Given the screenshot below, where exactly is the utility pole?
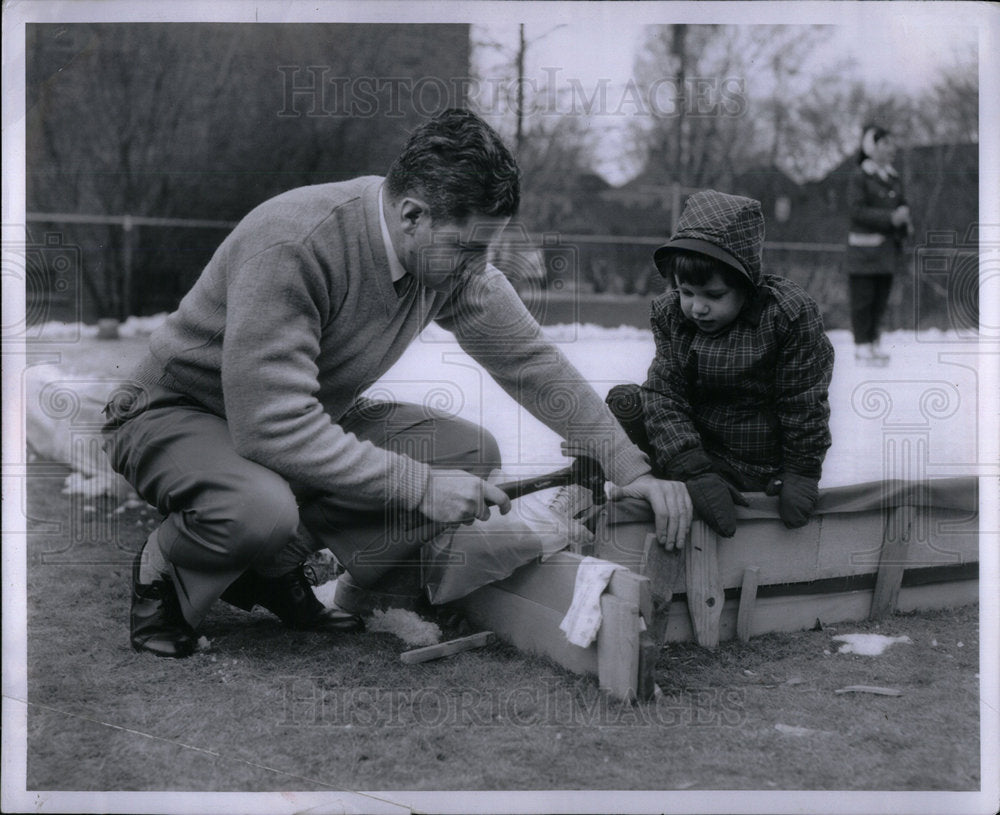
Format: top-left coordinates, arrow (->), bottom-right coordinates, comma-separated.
671,24 -> 687,187
516,24 -> 526,154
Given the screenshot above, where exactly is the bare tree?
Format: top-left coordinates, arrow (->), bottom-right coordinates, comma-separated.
28,23 -> 470,320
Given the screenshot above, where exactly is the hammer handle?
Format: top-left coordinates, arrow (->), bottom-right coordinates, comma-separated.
492,466 -> 573,503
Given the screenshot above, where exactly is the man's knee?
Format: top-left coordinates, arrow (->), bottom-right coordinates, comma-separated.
231,479 -> 299,559
437,417 -> 501,478
191,474 -> 299,565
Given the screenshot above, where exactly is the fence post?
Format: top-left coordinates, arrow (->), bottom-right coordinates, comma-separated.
670,182 -> 681,234
121,214 -> 134,321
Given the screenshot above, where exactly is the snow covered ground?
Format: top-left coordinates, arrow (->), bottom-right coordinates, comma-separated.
16,316 -> 994,494
374,322 -> 990,489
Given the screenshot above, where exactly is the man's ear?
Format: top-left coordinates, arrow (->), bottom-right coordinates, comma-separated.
399,197 -> 430,235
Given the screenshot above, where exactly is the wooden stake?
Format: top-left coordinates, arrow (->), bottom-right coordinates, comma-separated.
736,566 -> 760,642
685,521 -> 723,648
597,594 -> 639,702
636,631 -> 659,702
640,532 -> 682,645
871,505 -> 915,620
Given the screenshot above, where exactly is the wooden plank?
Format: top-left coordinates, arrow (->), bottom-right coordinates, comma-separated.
685,522 -> 723,648
661,578 -> 979,643
903,506 -> 979,568
715,514 -> 822,586
817,512 -> 888,572
897,578 -> 979,612
457,584 -> 598,676
870,505 -> 915,619
488,550 -> 583,612
597,594 -> 639,702
600,499 -> 978,596
736,567 -> 760,642
400,631 -> 493,664
608,566 -> 651,623
665,589 -> 871,642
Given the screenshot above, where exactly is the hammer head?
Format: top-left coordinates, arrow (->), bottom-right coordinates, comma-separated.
568,455 -> 607,506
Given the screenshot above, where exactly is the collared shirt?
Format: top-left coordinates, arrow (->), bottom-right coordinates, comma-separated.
377,185 -> 408,286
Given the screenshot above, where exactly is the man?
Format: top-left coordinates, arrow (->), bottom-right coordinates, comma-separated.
103,109 -> 692,658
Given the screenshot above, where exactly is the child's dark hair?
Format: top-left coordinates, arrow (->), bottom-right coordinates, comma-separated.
667,250 -> 752,296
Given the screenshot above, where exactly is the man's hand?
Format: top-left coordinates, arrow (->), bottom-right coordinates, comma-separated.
418,469 -> 511,525
609,473 -> 693,550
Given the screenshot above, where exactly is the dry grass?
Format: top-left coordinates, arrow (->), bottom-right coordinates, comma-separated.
23,469 -> 981,793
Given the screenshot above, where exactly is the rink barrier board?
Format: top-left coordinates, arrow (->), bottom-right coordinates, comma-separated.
456,477 -> 979,703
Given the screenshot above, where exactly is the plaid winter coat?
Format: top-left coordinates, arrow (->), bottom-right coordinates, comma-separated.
643,191 -> 834,486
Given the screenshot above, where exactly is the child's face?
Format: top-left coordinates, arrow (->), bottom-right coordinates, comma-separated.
677,272 -> 746,334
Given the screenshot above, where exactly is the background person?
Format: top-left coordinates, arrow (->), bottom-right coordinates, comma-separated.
844,124 -> 913,365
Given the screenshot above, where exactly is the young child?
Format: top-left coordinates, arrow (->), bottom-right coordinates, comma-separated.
608,190 -> 834,537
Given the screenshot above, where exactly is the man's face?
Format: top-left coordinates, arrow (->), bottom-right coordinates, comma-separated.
407,214 -> 510,292
677,272 -> 746,334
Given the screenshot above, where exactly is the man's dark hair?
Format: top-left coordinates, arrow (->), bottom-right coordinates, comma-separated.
385,108 -> 520,222
668,250 -> 751,295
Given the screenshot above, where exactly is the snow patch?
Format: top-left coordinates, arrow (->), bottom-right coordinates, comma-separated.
832,633 -> 912,656
312,578 -> 340,608
117,312 -> 170,337
775,723 -> 834,737
365,608 -> 442,647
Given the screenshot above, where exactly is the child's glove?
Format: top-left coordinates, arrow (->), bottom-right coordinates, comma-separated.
667,449 -> 748,538
766,473 -> 819,529
686,473 -> 749,538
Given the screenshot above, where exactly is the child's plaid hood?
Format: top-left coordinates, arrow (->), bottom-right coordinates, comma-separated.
653,190 -> 764,287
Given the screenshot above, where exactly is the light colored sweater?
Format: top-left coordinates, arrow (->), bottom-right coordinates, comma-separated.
132,176 -> 650,509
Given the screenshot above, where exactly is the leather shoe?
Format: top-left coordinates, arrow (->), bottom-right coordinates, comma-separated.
225,565 -> 364,633
130,548 -> 196,658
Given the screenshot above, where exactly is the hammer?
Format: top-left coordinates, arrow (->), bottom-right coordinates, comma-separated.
409,454 -> 606,536
492,454 -> 606,517
346,456 -> 606,584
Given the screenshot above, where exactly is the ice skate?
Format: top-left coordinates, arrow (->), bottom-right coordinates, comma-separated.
854,343 -> 889,367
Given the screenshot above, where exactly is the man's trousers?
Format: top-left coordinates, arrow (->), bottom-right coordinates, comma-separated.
103,385 -> 500,626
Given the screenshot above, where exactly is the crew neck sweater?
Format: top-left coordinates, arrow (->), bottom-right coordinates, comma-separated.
130,176 -> 649,510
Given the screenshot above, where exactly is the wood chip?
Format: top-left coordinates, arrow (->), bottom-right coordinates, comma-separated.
834,685 -> 903,696
400,631 -> 492,664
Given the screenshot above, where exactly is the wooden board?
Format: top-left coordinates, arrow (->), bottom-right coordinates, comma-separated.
401,632 -> 492,664
662,579 -> 980,642
455,495 -> 979,702
602,504 -> 979,597
458,552 -> 652,701
459,582 -> 598,676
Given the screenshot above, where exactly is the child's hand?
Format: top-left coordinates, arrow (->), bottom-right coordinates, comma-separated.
767,473 -> 818,528
685,472 -> 748,538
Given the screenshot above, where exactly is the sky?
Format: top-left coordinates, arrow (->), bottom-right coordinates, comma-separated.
501,16 -> 977,95
472,12 -> 979,183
